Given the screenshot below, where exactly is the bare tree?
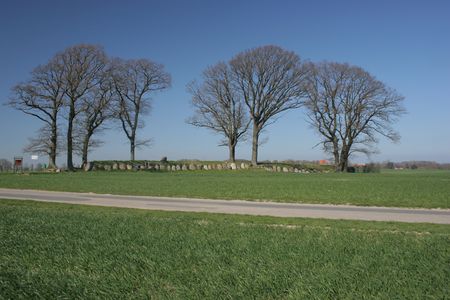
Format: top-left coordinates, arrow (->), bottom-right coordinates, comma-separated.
23,126 -> 63,162
0,159 -> 13,172
74,71 -> 115,167
112,58 -> 171,161
230,45 -> 309,165
8,59 -> 65,168
187,63 -> 249,162
304,62 -> 405,172
58,44 -> 108,170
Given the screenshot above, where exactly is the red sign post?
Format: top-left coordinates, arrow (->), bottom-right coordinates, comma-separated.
14,156 -> 23,173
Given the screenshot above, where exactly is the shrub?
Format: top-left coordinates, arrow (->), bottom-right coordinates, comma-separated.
362,163 -> 380,173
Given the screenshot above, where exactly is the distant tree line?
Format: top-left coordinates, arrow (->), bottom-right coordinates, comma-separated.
9,44 -> 405,172
383,161 -> 450,170
8,44 -> 171,170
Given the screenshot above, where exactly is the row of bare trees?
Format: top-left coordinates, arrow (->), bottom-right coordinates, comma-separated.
188,45 -> 405,171
9,44 -> 404,172
9,44 -> 171,170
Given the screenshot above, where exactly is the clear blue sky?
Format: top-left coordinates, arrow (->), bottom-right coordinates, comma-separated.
1,0 -> 449,165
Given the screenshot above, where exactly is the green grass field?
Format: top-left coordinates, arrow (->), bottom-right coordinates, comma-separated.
0,169 -> 449,208
1,200 -> 448,299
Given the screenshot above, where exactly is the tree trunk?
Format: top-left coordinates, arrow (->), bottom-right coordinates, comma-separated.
67,104 -> 75,171
338,160 -> 345,172
81,134 -> 90,167
334,154 -> 340,172
339,148 -> 349,172
332,139 -> 340,172
251,123 -> 259,166
130,138 -> 135,161
49,124 -> 57,169
228,142 -> 236,162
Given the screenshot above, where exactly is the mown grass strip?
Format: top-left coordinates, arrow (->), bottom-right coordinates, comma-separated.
0,169 -> 449,208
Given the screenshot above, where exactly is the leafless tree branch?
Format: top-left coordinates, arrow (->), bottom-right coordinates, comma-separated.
230,45 -> 309,165
187,62 -> 249,162
111,58 -> 171,160
303,61 -> 406,172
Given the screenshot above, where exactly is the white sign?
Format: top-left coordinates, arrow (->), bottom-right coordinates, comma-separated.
31,155 -> 39,160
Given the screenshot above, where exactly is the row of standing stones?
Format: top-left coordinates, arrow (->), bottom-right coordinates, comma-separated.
85,161 -> 324,174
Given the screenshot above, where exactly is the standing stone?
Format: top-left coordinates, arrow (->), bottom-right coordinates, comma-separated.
276,166 -> 281,172
112,163 -> 118,170
176,165 -> 181,171
104,165 -> 112,171
83,162 -> 93,172
126,164 -> 133,170
171,165 -> 176,171
230,163 -> 237,170
282,167 -> 289,173
182,164 -> 188,171
217,164 -> 223,170
119,163 -> 126,170
189,164 -> 196,170
155,164 -> 160,170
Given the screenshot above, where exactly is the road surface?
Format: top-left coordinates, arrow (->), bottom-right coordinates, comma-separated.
0,188 -> 449,224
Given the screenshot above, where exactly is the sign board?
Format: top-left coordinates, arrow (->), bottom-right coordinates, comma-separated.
31,155 -> 39,160
14,157 -> 23,167
14,156 -> 23,172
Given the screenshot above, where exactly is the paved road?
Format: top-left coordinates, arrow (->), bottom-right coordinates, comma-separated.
0,188 -> 449,224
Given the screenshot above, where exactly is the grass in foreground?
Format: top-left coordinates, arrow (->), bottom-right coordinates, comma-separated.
1,200 -> 449,299
0,169 -> 449,208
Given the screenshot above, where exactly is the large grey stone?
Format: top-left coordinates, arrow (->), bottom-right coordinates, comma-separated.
83,162 -> 93,172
